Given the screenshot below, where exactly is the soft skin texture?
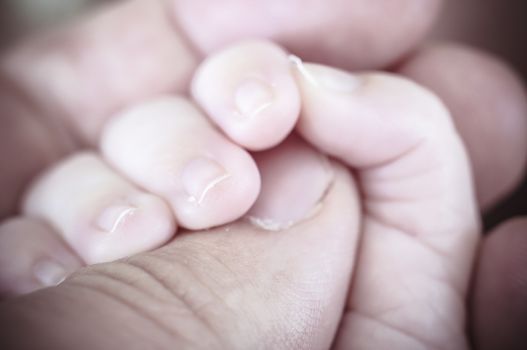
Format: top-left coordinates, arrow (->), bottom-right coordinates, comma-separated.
0,0 -> 442,219
2,0 -> 525,224
1,44 -> 483,348
0,0 -> 526,348
101,97 -> 261,230
2,92 -> 264,286
292,62 -> 480,349
0,146 -> 363,350
192,40 -> 301,150
22,153 -> 176,264
171,0 -> 442,70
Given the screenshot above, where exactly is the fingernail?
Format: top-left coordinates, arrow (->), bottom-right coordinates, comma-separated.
181,157 -> 231,206
96,205 -> 137,233
33,259 -> 68,287
247,136 -> 333,231
290,55 -> 361,92
234,77 -> 274,118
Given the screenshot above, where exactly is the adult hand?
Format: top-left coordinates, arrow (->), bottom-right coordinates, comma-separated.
0,1 -> 526,349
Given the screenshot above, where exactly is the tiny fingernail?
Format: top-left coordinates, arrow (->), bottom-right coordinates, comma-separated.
33,259 -> 68,287
290,55 -> 361,92
182,157 -> 231,206
234,78 -> 274,118
96,205 -> 137,233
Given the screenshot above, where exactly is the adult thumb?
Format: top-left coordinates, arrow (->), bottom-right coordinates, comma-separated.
0,136 -> 361,350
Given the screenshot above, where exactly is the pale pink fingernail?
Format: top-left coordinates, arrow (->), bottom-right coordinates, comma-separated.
181,157 -> 231,206
234,77 -> 275,118
95,204 -> 137,233
33,259 -> 68,287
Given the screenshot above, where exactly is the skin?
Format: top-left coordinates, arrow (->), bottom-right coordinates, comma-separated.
0,0 -> 521,345
0,51 -> 480,349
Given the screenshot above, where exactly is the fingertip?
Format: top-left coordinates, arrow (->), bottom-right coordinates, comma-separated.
101,97 -> 261,231
85,192 -> 176,264
192,40 -> 300,151
292,60 -> 453,168
0,217 -> 82,297
22,153 -> 177,265
177,148 -> 261,230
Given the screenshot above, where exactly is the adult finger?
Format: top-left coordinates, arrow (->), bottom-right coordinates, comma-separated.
0,137 -> 361,350
192,40 -> 300,151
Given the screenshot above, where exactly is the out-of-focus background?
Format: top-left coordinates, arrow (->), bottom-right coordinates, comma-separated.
433,0 -> 527,228
434,0 -> 527,80
0,0 -> 101,42
1,0 -> 526,78
0,0 -> 525,228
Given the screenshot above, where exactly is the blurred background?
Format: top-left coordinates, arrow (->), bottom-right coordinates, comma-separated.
0,0 -> 525,229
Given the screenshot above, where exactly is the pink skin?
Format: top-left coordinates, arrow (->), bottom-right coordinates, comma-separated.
0,0 -> 442,219
0,0 -> 523,218
22,153 -> 176,265
1,137 -> 363,350
0,41 -> 482,349
192,41 -> 301,150
398,44 -> 527,211
101,97 -> 261,230
171,0 -> 442,70
0,217 -> 82,297
291,62 -> 479,349
0,0 -> 523,344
